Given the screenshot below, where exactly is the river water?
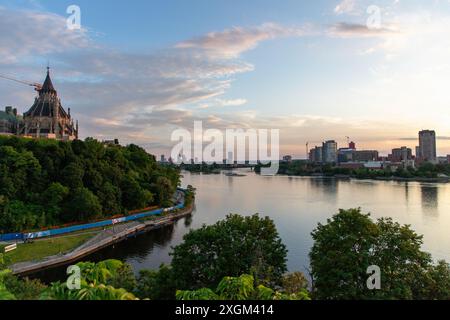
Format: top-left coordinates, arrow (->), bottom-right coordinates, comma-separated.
31,170 -> 450,282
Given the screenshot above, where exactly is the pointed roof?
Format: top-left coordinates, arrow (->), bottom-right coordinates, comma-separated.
24,68 -> 69,119
39,67 -> 56,95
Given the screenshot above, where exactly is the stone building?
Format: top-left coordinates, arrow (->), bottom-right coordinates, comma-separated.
20,68 -> 78,140
0,69 -> 79,140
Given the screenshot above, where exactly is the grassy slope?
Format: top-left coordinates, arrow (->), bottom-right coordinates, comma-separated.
2,233 -> 94,266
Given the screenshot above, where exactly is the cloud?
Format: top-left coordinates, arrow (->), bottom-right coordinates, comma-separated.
334,0 -> 358,15
0,7 -> 90,64
216,98 -> 247,107
0,7 -> 313,148
175,23 -> 309,59
328,22 -> 400,38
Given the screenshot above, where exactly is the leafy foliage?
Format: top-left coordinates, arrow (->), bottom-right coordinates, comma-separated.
176,274 -> 311,300
135,264 -> 177,300
0,136 -> 180,233
40,259 -> 138,300
309,208 -> 450,300
170,214 -> 288,291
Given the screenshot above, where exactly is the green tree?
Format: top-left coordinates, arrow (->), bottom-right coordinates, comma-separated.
170,214 -> 288,291
282,272 -> 309,295
66,187 -> 102,222
309,208 -> 449,300
135,265 -> 177,300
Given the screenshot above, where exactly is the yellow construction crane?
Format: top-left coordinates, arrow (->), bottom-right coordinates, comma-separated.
0,73 -> 42,91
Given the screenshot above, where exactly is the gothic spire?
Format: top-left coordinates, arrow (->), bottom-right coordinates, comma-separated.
40,67 -> 56,95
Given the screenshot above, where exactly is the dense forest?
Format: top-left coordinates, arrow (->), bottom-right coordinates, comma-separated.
0,136 -> 180,234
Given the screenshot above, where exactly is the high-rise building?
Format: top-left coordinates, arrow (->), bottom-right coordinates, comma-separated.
418,130 -> 437,163
390,147 -> 412,162
349,141 -> 356,150
322,140 -> 337,163
415,146 -> 421,160
309,146 -> 323,163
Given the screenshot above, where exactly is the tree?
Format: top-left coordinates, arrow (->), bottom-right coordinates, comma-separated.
154,176 -> 174,207
282,272 -> 309,295
121,175 -> 153,210
66,187 -> 102,222
0,136 -> 180,231
135,265 -> 177,300
2,273 -> 46,300
170,214 -> 288,291
309,208 -> 449,300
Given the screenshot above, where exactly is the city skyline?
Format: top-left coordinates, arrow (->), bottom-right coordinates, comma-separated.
1,0 -> 450,157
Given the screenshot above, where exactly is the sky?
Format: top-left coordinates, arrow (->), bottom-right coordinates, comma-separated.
1,0 -> 450,158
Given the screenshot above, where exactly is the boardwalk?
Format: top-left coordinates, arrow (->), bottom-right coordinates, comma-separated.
11,204 -> 194,276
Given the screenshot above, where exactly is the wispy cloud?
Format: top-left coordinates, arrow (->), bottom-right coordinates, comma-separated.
175,23 -> 310,59
328,22 -> 400,38
334,0 -> 358,16
0,7 -> 90,64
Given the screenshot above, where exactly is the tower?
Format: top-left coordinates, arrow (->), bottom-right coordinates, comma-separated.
21,68 -> 78,140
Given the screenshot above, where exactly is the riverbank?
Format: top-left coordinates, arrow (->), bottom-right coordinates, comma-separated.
9,203 -> 194,276
266,173 -> 450,183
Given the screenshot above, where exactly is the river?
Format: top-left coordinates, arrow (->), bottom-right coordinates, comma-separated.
31,170 -> 450,283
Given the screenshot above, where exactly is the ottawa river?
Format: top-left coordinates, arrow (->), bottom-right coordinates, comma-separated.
32,170 -> 450,283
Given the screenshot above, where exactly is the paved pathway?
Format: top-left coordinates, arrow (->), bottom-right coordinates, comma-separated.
10,203 -> 193,275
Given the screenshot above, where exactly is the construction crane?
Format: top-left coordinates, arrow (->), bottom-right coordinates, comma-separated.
0,73 -> 42,92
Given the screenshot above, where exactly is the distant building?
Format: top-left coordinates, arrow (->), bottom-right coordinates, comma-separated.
415,146 -> 421,160
322,140 -> 337,163
389,146 -> 412,162
339,162 -> 364,169
103,139 -> 119,145
160,155 -> 166,163
353,150 -> 379,162
437,156 -> 448,164
418,130 -> 437,163
364,161 -> 385,170
282,155 -> 293,162
0,106 -> 20,135
309,146 -> 323,163
348,141 -> 356,150
337,148 -> 354,163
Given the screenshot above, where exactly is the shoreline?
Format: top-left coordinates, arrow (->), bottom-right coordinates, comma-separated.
259,173 -> 450,184
10,203 -> 194,276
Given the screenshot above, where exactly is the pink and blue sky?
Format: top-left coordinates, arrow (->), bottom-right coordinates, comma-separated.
1,0 -> 450,157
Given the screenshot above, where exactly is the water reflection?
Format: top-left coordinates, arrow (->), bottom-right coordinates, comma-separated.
27,172 -> 450,283
421,185 -> 439,217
